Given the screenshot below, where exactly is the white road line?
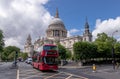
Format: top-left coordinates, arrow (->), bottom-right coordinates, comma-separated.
17,69 -> 19,79
44,72 -> 62,79
61,71 -> 88,79
44,70 -> 88,79
65,74 -> 72,79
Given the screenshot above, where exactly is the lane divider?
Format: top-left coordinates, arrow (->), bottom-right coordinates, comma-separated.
17,69 -> 19,79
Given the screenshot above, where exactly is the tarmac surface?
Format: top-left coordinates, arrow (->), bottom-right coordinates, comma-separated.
1,62 -> 120,79
0,62 -> 17,79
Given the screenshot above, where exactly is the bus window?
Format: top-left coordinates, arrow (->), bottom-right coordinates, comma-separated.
43,57 -> 58,65
43,46 -> 57,51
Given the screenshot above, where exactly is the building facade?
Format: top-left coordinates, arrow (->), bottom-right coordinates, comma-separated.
24,34 -> 34,57
24,9 -> 92,56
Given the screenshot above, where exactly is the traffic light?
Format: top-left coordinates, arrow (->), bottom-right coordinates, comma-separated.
15,51 -> 18,58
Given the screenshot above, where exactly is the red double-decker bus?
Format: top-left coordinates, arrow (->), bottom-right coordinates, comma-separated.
32,44 -> 59,71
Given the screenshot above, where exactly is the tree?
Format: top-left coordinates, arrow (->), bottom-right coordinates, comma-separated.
8,51 -> 15,61
66,49 -> 72,60
57,43 -> 66,59
19,52 -> 28,60
0,30 -> 4,61
2,46 -> 20,61
114,42 -> 120,57
89,43 -> 98,58
73,42 -> 97,61
94,33 -> 114,58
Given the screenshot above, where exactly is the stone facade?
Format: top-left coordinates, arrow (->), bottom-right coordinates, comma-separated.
83,18 -> 92,42
24,9 -> 92,56
24,34 -> 34,57
60,36 -> 83,55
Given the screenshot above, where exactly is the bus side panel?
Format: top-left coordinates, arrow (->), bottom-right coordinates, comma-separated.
33,62 -> 39,69
38,63 -> 58,71
38,63 -> 44,70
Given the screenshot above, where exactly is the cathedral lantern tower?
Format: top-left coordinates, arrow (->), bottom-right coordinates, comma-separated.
83,18 -> 92,42
26,34 -> 32,45
24,34 -> 34,57
46,9 -> 67,42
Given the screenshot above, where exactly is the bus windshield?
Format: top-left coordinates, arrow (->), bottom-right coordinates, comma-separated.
43,45 -> 57,51
43,57 -> 58,65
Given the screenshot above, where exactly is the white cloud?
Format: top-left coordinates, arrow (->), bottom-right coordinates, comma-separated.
69,29 -> 80,33
67,31 -> 71,37
0,0 -> 52,49
92,17 -> 120,41
67,29 -> 80,37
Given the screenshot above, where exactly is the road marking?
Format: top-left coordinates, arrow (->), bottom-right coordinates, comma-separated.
17,69 -> 19,79
19,64 -> 88,79
44,72 -> 61,79
65,74 -> 72,79
61,71 -> 89,79
44,70 -> 88,79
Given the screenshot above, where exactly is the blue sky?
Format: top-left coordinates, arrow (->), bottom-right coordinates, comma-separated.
0,0 -> 120,49
45,0 -> 120,35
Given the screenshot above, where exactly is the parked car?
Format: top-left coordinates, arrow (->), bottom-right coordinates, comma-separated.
25,57 -> 32,64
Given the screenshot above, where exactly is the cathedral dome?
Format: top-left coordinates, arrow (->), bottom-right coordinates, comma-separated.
49,18 -> 64,25
48,17 -> 65,30
48,9 -> 66,30
46,9 -> 67,40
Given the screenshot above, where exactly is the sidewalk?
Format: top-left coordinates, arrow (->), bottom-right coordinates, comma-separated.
59,65 -> 92,69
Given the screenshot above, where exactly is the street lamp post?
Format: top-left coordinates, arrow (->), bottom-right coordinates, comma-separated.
112,43 -> 115,70
112,30 -> 118,70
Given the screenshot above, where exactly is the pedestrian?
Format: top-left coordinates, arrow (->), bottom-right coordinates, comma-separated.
116,62 -> 119,69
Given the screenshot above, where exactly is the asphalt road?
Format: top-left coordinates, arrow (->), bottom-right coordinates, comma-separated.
18,62 -> 120,79
0,62 -> 17,79
18,62 -> 87,79
60,64 -> 120,79
1,62 -> 120,79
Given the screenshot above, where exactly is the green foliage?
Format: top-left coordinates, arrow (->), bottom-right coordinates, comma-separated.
0,30 -> 4,61
19,52 -> 28,60
8,51 -> 15,61
0,30 -> 4,52
95,33 -> 109,42
94,33 -> 115,58
57,43 -> 66,59
114,42 -> 120,57
2,46 -> 20,61
73,42 -> 97,60
89,43 -> 98,58
66,49 -> 72,59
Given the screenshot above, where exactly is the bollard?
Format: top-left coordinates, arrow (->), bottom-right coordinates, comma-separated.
92,64 -> 96,72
